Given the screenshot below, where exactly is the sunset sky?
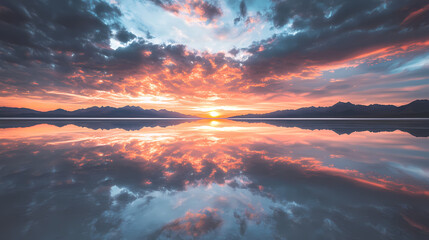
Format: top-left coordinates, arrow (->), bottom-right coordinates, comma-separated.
1,0 -> 429,117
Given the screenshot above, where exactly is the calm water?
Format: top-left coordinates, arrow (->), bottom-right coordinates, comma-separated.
0,119 -> 428,240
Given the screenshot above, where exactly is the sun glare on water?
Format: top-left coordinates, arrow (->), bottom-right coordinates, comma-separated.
209,111 -> 220,118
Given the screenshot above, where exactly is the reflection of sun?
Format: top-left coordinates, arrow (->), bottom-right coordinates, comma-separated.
209,111 -> 220,118
210,120 -> 220,126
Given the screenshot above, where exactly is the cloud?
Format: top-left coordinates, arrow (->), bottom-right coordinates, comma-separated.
0,0 -> 239,106
233,0 -> 249,24
401,4 -> 429,26
149,0 -> 222,23
0,0 -> 429,113
115,29 -> 136,43
244,0 -> 429,81
239,0 -> 247,18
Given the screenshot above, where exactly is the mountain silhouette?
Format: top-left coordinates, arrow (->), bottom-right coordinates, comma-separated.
0,106 -> 196,118
232,100 -> 429,118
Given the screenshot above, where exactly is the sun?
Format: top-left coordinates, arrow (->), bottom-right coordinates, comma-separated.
209,111 -> 220,118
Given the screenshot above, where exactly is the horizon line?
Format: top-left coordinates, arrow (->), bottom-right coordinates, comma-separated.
1,117 -> 429,121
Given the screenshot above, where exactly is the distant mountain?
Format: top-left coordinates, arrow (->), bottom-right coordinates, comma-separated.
0,106 -> 196,118
231,100 -> 429,118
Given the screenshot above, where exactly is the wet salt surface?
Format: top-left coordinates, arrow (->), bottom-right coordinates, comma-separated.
0,119 -> 428,239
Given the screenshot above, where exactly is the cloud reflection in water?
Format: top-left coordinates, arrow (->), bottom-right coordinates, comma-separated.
0,120 -> 428,239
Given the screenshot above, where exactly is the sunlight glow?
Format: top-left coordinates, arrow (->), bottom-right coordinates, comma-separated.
209,111 -> 220,118
210,120 -> 220,127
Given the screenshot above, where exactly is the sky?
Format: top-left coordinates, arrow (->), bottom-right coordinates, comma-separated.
0,0 -> 429,117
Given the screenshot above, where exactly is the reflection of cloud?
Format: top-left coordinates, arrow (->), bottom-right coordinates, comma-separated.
155,208 -> 222,238
1,120 -> 428,196
402,214 -> 429,233
0,121 -> 428,239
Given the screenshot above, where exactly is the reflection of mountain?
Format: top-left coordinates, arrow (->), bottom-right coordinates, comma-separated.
233,119 -> 429,137
0,106 -> 195,118
1,120 -> 429,239
2,119 -> 429,137
0,119 -> 196,130
0,122 -> 428,239
232,100 -> 429,118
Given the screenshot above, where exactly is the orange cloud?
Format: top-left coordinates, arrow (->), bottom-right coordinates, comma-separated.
402,4 -> 429,25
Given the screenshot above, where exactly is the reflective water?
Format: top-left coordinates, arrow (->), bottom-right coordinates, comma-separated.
0,119 -> 428,240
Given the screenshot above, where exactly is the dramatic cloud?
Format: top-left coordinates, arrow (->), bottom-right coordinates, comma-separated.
243,0 -> 429,88
0,0 -> 428,115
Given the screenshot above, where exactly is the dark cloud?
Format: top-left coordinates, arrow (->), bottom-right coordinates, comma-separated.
94,1 -> 121,18
0,0 -> 428,104
0,0 -> 237,99
0,0 -> 118,75
228,48 -> 240,56
115,29 -> 136,43
194,0 -> 222,21
234,0 -> 247,24
239,0 -> 429,92
148,0 -> 179,12
271,0 -> 390,29
239,0 -> 247,17
149,0 -> 222,22
0,4 -> 30,25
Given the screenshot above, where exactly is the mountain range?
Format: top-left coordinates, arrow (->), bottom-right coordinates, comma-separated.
232,100 -> 429,118
0,106 -> 195,118
1,100 -> 428,118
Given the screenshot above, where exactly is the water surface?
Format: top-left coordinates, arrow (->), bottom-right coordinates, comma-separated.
0,119 -> 428,239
